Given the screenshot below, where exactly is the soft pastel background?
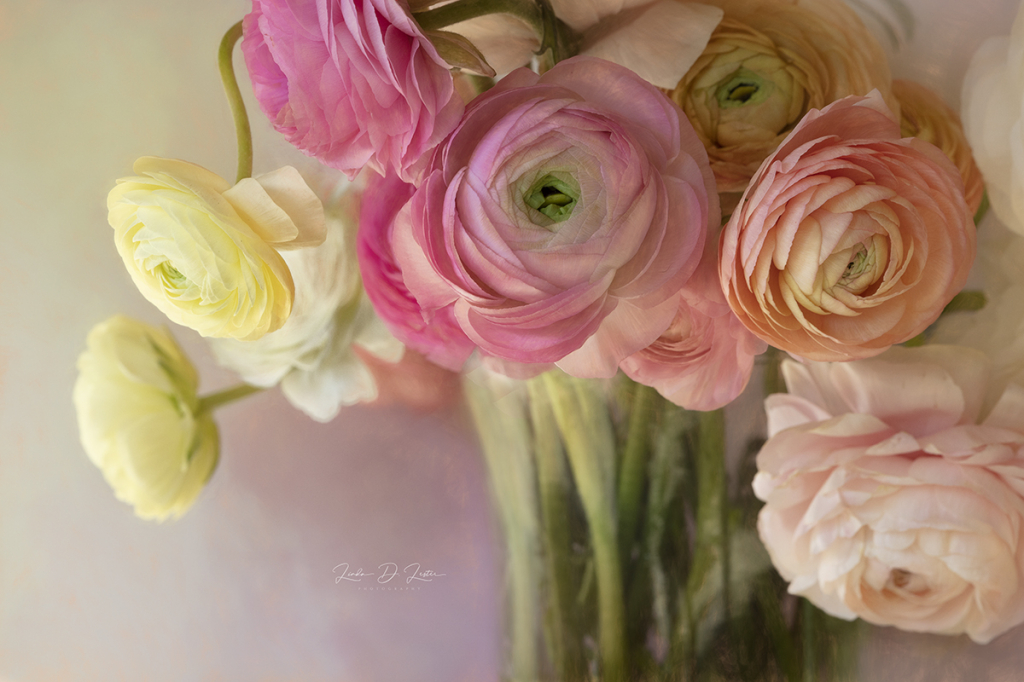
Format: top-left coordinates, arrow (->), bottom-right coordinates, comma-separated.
0,0 -> 1022,680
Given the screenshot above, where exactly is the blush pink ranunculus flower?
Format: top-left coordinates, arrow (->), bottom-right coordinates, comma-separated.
755,345 -> 1024,643
357,171 -> 476,371
620,228 -> 766,410
719,92 -> 976,362
242,0 -> 464,182
393,56 -> 718,378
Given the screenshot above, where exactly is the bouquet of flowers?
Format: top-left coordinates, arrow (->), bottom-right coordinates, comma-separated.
72,0 -> 1024,678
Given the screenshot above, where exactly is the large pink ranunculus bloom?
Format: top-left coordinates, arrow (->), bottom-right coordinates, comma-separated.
620,229 -> 765,410
357,172 -> 476,371
756,346 -> 1024,643
393,56 -> 718,378
242,0 -> 464,182
719,92 -> 975,362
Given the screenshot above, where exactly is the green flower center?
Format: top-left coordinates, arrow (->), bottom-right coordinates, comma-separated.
715,68 -> 774,109
160,263 -> 188,289
841,245 -> 872,283
525,173 -> 580,224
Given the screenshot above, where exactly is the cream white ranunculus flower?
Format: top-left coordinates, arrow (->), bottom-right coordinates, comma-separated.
962,3 -> 1024,235
74,315 -> 219,521
448,0 -> 723,88
755,346 -> 1024,643
108,157 -> 327,341
210,189 -> 403,422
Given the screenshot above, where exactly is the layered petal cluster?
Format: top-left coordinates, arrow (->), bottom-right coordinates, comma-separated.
357,172 -> 476,371
670,0 -> 895,206
108,157 -> 326,341
620,229 -> 765,410
393,56 -> 718,378
720,93 -> 975,362
242,0 -> 464,181
74,316 -> 219,521
755,346 -> 1024,643
893,79 -> 984,215
212,194 -> 403,422
962,2 -> 1024,235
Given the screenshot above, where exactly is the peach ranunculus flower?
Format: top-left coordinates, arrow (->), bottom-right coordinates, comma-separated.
755,345 -> 1024,643
669,0 -> 896,208
893,79 -> 985,216
719,92 -> 975,362
962,2 -> 1024,235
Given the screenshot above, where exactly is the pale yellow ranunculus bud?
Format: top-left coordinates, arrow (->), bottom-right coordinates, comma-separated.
671,0 -> 896,208
73,315 -> 218,521
108,157 -> 327,341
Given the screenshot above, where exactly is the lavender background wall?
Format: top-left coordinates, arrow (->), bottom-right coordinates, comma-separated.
0,0 -> 1020,680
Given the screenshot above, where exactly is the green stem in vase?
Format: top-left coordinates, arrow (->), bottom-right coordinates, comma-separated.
196,383 -> 263,415
218,21 -> 253,183
617,381 -> 658,561
645,404 -> 692,669
463,375 -> 541,682
542,372 -> 627,682
679,409 -> 728,662
802,599 -> 817,682
526,379 -> 588,681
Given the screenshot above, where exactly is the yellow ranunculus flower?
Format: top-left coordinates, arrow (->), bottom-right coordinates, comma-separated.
670,0 -> 896,209
73,315 -> 218,521
108,157 -> 326,340
893,79 -> 985,216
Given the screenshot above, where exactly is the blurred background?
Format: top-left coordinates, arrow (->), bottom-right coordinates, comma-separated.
0,0 -> 1022,680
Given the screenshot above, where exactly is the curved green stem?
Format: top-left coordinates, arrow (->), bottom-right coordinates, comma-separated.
218,21 -> 253,183
414,0 -> 542,33
197,384 -> 263,414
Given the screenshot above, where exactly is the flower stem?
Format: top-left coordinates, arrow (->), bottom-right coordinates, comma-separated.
802,599 -> 817,682
617,381 -> 658,560
463,374 -> 541,682
542,371 -> 627,682
218,21 -> 253,183
196,383 -> 263,414
526,379 -> 587,681
413,0 -> 542,33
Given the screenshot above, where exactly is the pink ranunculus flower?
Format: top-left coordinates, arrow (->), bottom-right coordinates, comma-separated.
393,56 -> 718,378
242,0 -> 464,182
620,229 -> 766,410
755,346 -> 1024,643
719,92 -> 976,362
357,171 -> 476,371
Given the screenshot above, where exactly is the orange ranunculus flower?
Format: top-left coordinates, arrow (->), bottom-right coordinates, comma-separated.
893,79 -> 985,216
719,93 -> 975,362
670,0 -> 896,210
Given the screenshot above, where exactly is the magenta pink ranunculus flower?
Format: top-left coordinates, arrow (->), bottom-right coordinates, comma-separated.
357,172 -> 476,371
756,346 -> 1024,643
393,56 -> 718,378
242,0 -> 464,182
620,232 -> 766,411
